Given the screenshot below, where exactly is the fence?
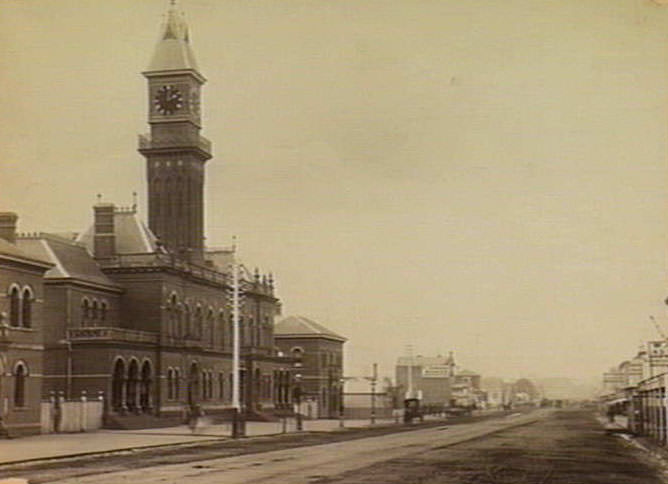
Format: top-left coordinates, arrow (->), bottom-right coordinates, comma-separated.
41,392 -> 104,434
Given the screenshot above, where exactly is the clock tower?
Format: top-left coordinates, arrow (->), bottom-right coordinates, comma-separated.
138,2 -> 211,262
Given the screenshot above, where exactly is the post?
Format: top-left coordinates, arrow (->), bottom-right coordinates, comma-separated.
231,242 -> 245,438
294,371 -> 303,431
63,339 -> 72,400
371,363 -> 377,425
339,378 -> 345,428
80,390 -> 87,432
406,345 -> 413,400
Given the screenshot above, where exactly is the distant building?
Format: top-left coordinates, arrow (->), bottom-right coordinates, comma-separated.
395,352 -> 481,407
602,343 -> 664,395
274,316 -> 346,418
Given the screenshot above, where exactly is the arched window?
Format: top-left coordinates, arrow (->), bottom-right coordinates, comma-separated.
183,304 -> 191,338
228,313 -> 234,349
229,372 -> 234,402
201,370 -> 210,400
111,359 -> 125,411
218,310 -> 226,348
177,303 -> 184,337
174,368 -> 181,400
167,369 -> 174,400
194,305 -> 203,339
168,295 -> 178,336
9,286 -> 20,327
91,300 -> 99,322
81,298 -> 90,326
14,362 -> 27,407
100,301 -> 108,322
21,287 -> 33,328
207,309 -> 214,347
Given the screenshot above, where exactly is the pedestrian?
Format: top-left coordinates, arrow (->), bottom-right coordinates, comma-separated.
607,405 -> 615,423
188,404 -> 203,433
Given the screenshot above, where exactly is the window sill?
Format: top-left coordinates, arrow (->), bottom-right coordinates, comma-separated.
4,326 -> 35,333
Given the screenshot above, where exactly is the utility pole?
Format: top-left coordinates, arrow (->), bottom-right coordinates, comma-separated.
231,239 -> 244,437
370,363 -> 377,425
407,348 -> 412,399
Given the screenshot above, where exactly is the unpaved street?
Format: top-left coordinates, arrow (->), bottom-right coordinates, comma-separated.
316,410 -> 668,484
49,411 -> 547,484
7,410 -> 664,484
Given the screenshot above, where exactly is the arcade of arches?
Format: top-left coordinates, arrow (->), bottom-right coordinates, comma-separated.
110,357 -> 295,414
111,358 -> 153,413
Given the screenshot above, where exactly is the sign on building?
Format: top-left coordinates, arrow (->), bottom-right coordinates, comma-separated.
421,365 -> 451,378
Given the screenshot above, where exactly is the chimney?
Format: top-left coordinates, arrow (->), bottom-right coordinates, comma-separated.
0,212 -> 18,244
93,204 -> 115,259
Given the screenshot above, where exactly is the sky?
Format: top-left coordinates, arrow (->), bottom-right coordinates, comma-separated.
2,0 -> 668,387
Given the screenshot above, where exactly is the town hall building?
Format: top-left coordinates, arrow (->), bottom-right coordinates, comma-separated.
0,3 -> 299,434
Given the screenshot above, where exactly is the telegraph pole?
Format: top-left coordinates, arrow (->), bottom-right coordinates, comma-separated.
370,363 -> 377,425
406,344 -> 414,399
231,238 -> 244,437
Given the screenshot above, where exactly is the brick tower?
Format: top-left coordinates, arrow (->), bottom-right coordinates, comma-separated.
138,1 -> 212,263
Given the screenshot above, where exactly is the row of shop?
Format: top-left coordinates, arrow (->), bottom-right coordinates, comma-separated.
602,372 -> 668,445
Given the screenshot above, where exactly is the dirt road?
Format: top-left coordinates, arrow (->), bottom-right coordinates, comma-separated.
41,411 -> 547,484
319,409 -> 668,484
5,410 -> 664,484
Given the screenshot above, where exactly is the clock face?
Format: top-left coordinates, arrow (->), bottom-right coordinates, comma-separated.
154,85 -> 183,115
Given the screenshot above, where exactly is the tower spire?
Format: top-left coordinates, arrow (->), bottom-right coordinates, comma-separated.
146,0 -> 200,74
139,2 -> 211,263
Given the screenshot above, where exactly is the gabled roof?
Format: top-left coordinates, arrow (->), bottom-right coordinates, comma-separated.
145,4 -> 201,75
275,316 -> 347,342
17,235 -> 120,290
0,237 -> 51,270
77,210 -> 158,255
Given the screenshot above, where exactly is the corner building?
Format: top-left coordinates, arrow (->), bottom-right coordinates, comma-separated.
0,215 -> 52,437
12,4 -> 297,429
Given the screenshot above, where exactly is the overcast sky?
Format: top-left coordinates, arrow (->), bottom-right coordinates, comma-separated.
2,0 -> 668,386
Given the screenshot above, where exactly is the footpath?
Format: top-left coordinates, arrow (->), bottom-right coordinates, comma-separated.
0,416 -> 403,466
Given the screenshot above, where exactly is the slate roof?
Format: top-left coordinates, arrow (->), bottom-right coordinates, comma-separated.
275,316 -> 347,342
77,210 -> 158,255
146,5 -> 200,74
17,235 -> 120,290
0,237 -> 51,269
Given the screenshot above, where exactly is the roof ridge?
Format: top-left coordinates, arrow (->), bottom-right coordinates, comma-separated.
19,232 -> 84,247
40,238 -> 70,278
